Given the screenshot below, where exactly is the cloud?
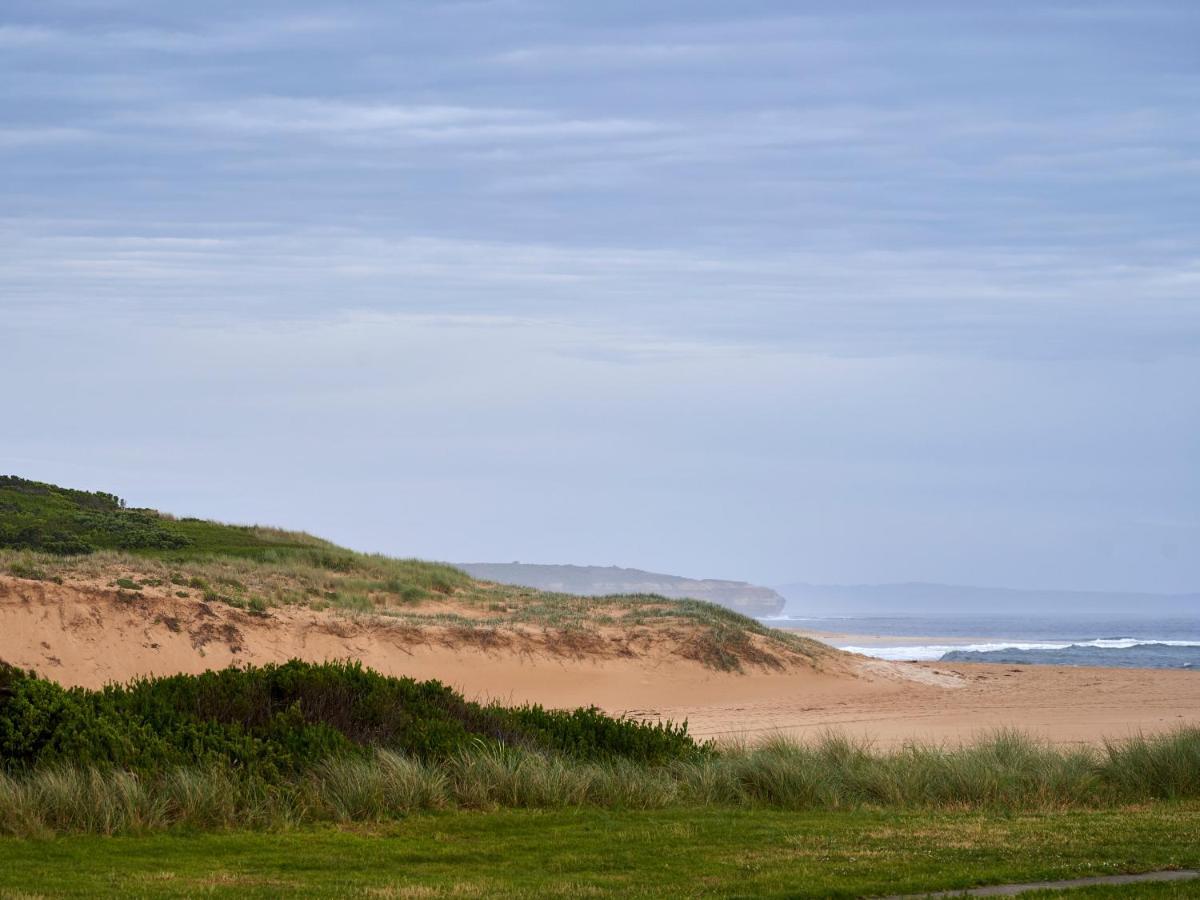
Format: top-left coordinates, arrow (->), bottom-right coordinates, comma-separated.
488,36 -> 858,70
115,97 -> 666,150
0,126 -> 99,146
0,15 -> 357,55
6,304 -> 1197,589
1041,3 -> 1196,23
0,25 -> 58,47
3,0 -> 1199,590
493,42 -> 724,67
2,219 -> 1196,361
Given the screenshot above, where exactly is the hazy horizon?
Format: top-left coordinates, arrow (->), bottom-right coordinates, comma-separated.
4,1 -> 1198,594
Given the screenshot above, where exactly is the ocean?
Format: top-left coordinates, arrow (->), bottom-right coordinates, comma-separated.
760,614 -> 1200,669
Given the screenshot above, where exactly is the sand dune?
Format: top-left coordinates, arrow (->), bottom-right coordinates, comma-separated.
2,576 -> 1196,746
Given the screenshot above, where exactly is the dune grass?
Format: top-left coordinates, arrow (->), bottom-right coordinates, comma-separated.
2,729 -> 1198,838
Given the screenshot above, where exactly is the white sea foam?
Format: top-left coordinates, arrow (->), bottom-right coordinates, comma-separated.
838,638 -> 1200,662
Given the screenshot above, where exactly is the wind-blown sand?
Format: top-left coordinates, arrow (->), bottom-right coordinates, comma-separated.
2,576 -> 1196,746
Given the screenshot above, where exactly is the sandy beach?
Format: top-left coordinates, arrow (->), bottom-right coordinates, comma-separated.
4,575 -> 1196,748
645,661 -> 1200,746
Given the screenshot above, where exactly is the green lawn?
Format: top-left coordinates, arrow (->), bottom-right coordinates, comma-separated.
0,806 -> 1197,898
1021,887 -> 1200,899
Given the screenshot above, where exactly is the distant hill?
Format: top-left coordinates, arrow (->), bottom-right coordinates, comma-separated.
458,563 -> 786,617
775,581 -> 1200,616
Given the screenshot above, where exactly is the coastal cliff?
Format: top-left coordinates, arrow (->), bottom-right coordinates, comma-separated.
458,562 -> 786,617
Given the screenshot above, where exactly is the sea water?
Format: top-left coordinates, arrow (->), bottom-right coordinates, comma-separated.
759,614 -> 1200,669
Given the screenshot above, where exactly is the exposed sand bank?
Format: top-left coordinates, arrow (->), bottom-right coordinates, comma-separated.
2,576 -> 1196,747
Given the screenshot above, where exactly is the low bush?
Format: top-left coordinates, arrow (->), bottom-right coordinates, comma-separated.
0,660 -> 704,781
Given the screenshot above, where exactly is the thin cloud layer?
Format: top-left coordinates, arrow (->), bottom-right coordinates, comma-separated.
2,0 -> 1197,591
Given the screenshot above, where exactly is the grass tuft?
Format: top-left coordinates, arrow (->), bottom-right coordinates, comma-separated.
0,728 -> 1198,836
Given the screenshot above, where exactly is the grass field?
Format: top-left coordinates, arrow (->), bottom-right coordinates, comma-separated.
0,806 -> 1197,898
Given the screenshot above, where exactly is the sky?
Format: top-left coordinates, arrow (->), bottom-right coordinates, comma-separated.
2,1 -> 1198,593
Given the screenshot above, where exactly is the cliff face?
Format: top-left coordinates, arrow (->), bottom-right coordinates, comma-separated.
458,563 -> 786,618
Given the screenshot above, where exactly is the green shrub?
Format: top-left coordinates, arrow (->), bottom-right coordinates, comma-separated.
0,661 -> 704,781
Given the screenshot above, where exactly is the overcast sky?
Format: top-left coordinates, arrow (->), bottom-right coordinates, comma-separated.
3,1 -> 1197,592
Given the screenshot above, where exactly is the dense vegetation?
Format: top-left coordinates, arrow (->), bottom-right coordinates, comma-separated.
0,727 -> 1198,839
0,661 -> 1197,838
0,475 -> 331,559
0,661 -> 701,778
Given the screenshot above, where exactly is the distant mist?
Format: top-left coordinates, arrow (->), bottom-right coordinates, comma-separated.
775,582 -> 1200,617
457,563 -> 785,617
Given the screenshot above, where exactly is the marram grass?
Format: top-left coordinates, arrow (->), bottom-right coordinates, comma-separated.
1,728 -> 1197,837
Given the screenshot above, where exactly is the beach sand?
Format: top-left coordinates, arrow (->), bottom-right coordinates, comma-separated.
3,576 -> 1196,747
647,660 -> 1199,746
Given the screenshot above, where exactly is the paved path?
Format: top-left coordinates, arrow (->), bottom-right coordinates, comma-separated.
882,869 -> 1199,898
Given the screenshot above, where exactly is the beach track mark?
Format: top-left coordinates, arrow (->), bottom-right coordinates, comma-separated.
880,868 -> 1199,898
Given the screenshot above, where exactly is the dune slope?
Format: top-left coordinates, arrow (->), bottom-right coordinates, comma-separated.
2,476 -> 1196,746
